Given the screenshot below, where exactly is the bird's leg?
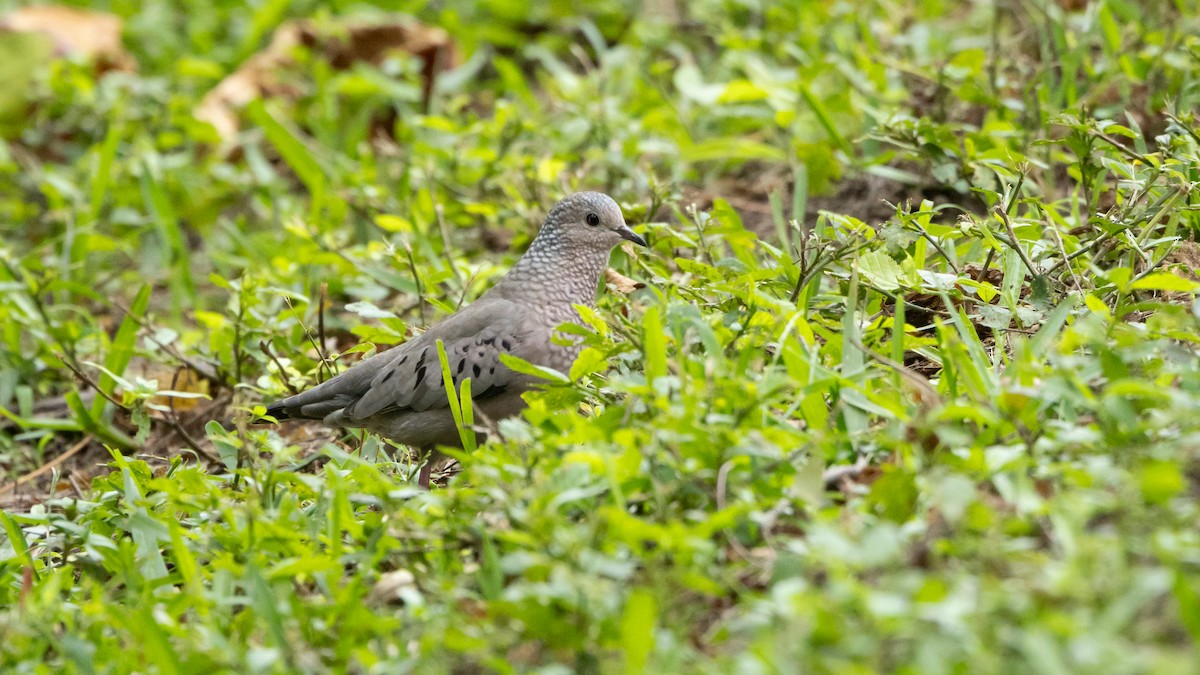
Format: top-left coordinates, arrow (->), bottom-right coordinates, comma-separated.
417,459 -> 433,490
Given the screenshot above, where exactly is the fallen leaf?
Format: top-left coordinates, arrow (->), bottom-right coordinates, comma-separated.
149,367 -> 211,414
196,17 -> 456,144
605,268 -> 646,294
0,6 -> 133,71
367,569 -> 416,606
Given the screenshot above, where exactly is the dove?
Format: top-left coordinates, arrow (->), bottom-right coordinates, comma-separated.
265,192 -> 646,488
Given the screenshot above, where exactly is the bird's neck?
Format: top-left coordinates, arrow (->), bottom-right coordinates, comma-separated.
495,236 -> 610,308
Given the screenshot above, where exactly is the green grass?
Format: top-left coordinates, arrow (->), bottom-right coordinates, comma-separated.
2,0 -> 1200,671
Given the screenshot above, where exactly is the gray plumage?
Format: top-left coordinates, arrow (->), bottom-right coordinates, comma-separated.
264,192 -> 647,487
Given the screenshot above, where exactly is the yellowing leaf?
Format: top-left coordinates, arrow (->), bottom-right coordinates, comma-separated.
375,214 -> 414,233
719,79 -> 769,103
537,157 -> 567,184
569,346 -> 609,381
1130,272 -> 1200,292
193,310 -> 226,330
562,450 -> 605,473
1084,294 -> 1110,317
1139,461 -> 1184,505
680,138 -> 786,162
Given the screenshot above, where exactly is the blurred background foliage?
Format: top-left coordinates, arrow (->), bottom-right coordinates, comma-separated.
0,0 -> 1199,671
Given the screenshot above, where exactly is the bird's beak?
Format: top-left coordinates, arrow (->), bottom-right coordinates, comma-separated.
616,225 -> 648,247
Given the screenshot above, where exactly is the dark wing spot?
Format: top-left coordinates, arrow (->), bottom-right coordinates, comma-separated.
457,359 -> 466,374
416,349 -> 426,368
380,370 -> 395,384
416,365 -> 427,382
489,367 -> 495,375
473,363 -> 482,377
399,355 -> 408,365
481,337 -> 495,346
500,338 -> 512,350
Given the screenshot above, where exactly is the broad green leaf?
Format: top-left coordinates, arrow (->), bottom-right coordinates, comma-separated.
642,305 -> 667,382
680,138 -> 786,162
858,251 -> 906,291
0,511 -> 36,580
620,589 -> 658,673
92,285 -> 150,417
1130,272 -> 1200,292
498,353 -> 569,384
569,346 -> 609,381
246,99 -> 327,195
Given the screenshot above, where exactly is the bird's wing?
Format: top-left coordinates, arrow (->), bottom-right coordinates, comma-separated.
343,298 -> 545,420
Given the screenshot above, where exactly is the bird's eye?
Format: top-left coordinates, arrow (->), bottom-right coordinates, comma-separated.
586,213 -> 600,227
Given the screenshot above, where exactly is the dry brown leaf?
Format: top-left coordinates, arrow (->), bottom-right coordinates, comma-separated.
366,569 -> 416,606
118,359 -> 214,417
196,17 -> 456,143
605,267 -> 646,294
0,6 -> 132,71
148,367 -> 211,414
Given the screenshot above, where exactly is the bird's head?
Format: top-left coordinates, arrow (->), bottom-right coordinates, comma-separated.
542,192 -> 647,251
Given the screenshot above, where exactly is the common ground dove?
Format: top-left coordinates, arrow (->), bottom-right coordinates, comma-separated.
265,192 -> 646,487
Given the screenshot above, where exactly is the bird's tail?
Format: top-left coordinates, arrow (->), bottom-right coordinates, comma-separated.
261,402 -> 291,422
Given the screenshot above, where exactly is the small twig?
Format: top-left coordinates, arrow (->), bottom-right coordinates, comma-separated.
1004,170 -> 1027,215
400,237 -> 427,326
455,268 -> 481,311
686,204 -> 713,265
111,299 -> 223,386
1045,227 -> 1118,273
17,563 -> 32,610
1028,202 -> 1084,292
788,239 -> 872,304
1047,218 -> 1084,291
318,282 -> 332,377
1091,130 -> 1153,166
822,457 -> 872,490
1164,111 -> 1200,147
57,355 -> 125,410
0,436 -> 92,494
1046,187 -> 1185,274
164,416 -> 220,463
232,290 -> 246,383
435,203 -> 463,286
260,340 -> 299,395
911,217 -> 961,275
569,42 -> 597,73
980,248 -> 996,276
284,297 -> 334,383
165,368 -> 220,463
67,473 -> 85,499
993,205 -> 1038,278
471,398 -> 502,440
847,336 -> 941,409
